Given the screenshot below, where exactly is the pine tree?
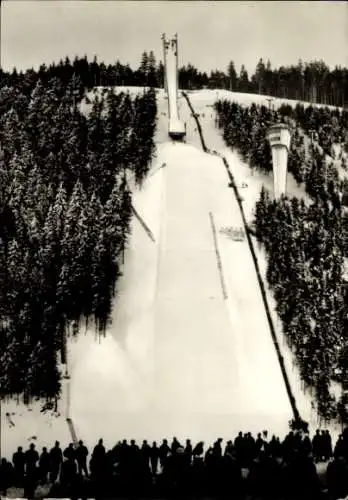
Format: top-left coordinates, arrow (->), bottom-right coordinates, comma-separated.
83,192 -> 103,317
238,65 -> 249,92
103,177 -> 123,257
91,230 -> 110,333
254,185 -> 270,242
227,61 -> 237,91
148,51 -> 157,88
139,51 -> 149,86
254,58 -> 266,94
157,60 -> 165,89
58,180 -> 87,320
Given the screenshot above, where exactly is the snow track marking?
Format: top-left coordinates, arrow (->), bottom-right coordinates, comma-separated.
209,211 -> 228,300
149,162 -> 167,178
131,205 -> 156,243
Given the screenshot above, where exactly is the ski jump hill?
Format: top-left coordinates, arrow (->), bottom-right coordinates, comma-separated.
2,38 -> 336,458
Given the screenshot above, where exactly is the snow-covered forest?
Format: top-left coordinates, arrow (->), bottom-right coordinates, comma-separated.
0,73 -> 157,405
215,99 -> 348,425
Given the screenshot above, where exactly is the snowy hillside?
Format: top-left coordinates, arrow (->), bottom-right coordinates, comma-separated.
2,85 -> 343,460
185,88 -> 343,111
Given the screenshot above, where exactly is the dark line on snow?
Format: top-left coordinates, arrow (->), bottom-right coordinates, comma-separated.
209,211 -> 228,300
131,205 -> 156,243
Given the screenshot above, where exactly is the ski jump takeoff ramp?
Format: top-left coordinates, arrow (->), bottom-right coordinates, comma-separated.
162,33 -> 186,140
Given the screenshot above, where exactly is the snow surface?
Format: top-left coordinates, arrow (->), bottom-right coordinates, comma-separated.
2,86 -> 340,459
185,88 -> 343,112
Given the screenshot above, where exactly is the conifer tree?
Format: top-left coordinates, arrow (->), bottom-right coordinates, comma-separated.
139,51 -> 149,86
227,61 -> 237,91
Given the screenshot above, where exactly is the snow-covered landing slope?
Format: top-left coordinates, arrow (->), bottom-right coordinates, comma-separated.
67,85 -> 293,445
68,139 -> 292,447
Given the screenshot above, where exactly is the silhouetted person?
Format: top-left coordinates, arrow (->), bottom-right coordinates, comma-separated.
234,431 -> 244,463
90,439 -> 106,481
23,443 -> 39,499
92,438 -> 105,461
25,443 -> 39,477
64,443 -> 76,462
129,439 -> 140,468
138,442 -> 152,489
49,441 -> 63,483
39,447 -> 50,483
255,433 -> 264,455
171,437 -> 181,455
213,438 -> 223,457
140,440 -> 151,472
12,446 -> 25,486
141,439 -> 151,457
334,434 -> 345,459
0,458 -> 14,495
268,435 -> 278,458
302,434 -> 312,456
318,430 -> 327,461
159,439 -> 170,469
312,429 -> 322,462
324,429 -> 333,460
243,432 -> 256,466
249,432 -> 257,453
75,440 -> 89,477
184,439 -> 192,466
283,431 -> 296,463
115,439 -> 128,477
192,441 -> 204,458
150,442 -> 159,475
184,439 -> 192,455
111,441 -> 122,464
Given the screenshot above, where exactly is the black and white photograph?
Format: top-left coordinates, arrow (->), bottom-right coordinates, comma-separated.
0,0 -> 348,498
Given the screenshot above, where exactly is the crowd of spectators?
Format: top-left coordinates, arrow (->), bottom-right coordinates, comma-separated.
1,428 -> 348,499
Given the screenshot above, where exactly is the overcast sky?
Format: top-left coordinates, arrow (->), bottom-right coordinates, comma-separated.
1,1 -> 347,74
